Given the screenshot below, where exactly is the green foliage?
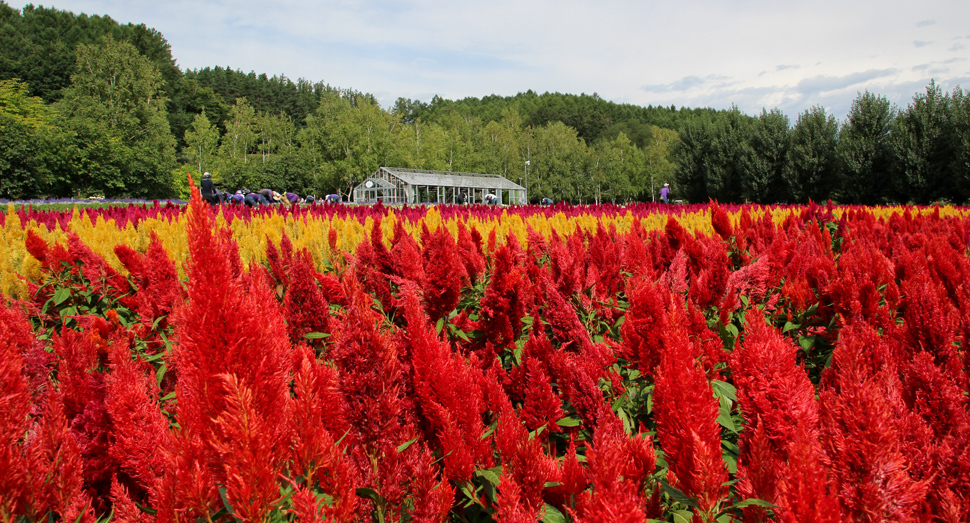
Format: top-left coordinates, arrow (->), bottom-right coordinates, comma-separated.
785,106 -> 839,203
888,80 -> 957,204
54,35 -> 177,197
0,79 -> 72,198
183,109 -> 220,174
675,108 -> 753,203
742,109 -> 790,203
837,91 -> 896,204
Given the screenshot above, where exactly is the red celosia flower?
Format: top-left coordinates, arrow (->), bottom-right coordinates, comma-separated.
518,357 -> 564,436
710,201 -> 734,241
167,177 -> 294,517
109,476 -> 151,523
652,303 -> 728,519
819,321 -> 928,522
406,444 -> 455,523
26,391 -> 96,523
420,223 -> 466,320
103,337 -> 171,507
571,409 -> 656,523
210,374 -> 284,523
774,422 -> 842,523
493,408 -> 558,516
399,281 -> 491,482
455,220 -> 486,284
0,304 -> 35,521
114,231 -> 183,340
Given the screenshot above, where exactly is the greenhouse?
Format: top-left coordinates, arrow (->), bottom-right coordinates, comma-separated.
352,167 -> 527,205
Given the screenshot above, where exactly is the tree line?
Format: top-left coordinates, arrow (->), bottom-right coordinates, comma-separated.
1,3 -> 968,204
676,84 -> 970,205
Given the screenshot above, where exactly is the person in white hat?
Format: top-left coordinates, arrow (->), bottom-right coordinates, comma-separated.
660,183 -> 671,203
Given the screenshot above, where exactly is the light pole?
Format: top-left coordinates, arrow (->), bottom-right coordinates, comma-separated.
524,160 -> 530,204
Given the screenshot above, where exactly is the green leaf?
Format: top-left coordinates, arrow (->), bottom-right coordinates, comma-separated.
218,486 -> 235,516
798,335 -> 816,351
716,410 -> 738,433
304,332 -> 330,340
475,467 -> 502,486
715,497 -> 777,519
660,479 -> 700,510
53,287 -> 71,306
672,509 -> 695,523
556,416 -> 582,428
711,380 -> 737,402
397,436 -> 419,453
355,487 -> 383,503
542,503 -> 567,523
435,317 -> 445,334
782,320 -> 799,333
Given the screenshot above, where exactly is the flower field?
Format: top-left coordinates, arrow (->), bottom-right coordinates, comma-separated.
2,182 -> 970,523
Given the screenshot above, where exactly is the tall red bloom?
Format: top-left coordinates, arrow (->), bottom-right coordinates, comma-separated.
819,321 -> 928,522
652,303 -> 727,519
400,281 -> 491,482
0,304 -> 35,522
571,409 -> 656,523
420,223 -> 466,320
114,231 -> 184,337
730,308 -> 820,512
167,177 -> 294,517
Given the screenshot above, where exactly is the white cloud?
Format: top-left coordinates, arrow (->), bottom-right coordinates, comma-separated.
10,0 -> 970,120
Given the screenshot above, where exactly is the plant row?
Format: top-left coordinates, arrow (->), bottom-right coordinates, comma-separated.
2,186 -> 969,522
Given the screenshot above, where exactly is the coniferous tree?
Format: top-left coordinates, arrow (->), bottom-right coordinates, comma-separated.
785,106 -> 838,203
837,91 -> 896,204
743,109 -> 790,203
888,81 -> 956,204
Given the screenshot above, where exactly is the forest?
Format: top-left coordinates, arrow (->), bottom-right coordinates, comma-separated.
1,2 -> 969,204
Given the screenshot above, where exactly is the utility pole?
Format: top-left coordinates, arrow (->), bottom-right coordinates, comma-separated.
524,160 -> 530,204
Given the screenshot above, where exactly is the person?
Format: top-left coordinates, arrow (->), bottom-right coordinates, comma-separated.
325,194 -> 340,204
258,188 -> 275,204
660,183 -> 671,203
200,172 -> 222,205
285,192 -> 300,204
229,190 -> 245,205
305,195 -> 315,204
541,197 -> 554,206
484,193 -> 497,205
456,193 -> 466,205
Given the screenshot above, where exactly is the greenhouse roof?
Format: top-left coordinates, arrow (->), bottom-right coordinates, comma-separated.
379,167 -> 525,190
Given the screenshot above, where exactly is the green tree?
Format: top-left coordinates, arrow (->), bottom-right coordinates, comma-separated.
643,126 -> 678,202
479,109 -> 524,177
298,92 -> 401,197
952,87 -> 970,203
743,108 -> 790,203
55,35 -> 176,197
674,115 -> 715,203
183,109 -> 219,174
785,106 -> 838,203
888,81 -> 956,204
590,133 -> 641,203
837,91 -> 896,204
0,79 -> 70,198
528,121 -> 586,202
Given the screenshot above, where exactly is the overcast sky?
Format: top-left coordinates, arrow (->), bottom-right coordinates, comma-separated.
10,0 -> 970,121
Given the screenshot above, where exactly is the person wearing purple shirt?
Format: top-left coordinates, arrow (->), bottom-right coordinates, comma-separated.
286,192 -> 300,204
660,183 -> 670,203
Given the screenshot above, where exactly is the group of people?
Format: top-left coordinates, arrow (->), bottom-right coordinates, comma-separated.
199,172 -> 338,207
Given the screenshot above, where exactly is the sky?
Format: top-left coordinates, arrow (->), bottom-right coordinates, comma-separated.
9,0 -> 970,121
